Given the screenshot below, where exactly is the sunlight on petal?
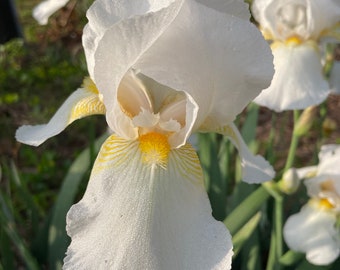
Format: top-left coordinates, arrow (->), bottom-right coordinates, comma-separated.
254,42 -> 330,111
16,87 -> 105,146
64,134 -> 233,269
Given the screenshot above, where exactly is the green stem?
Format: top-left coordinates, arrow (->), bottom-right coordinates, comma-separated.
265,195 -> 283,270
224,185 -> 270,236
266,223 -> 276,270
283,110 -> 300,172
275,195 -> 283,269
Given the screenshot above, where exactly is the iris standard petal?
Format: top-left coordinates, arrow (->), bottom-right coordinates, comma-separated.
32,0 -> 70,25
252,0 -> 340,41
308,0 -> 340,39
251,0 -> 277,39
283,204 -> 340,265
91,0 -> 184,135
16,87 -> 105,146
211,123 -> 275,183
64,135 -> 233,270
254,42 -> 330,112
135,0 -> 274,130
83,0 -> 179,78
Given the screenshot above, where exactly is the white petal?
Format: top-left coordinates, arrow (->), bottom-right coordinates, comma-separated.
213,123 -> 275,183
118,70 -> 153,117
91,0 -> 184,135
132,109 -> 160,128
307,0 -> 340,39
83,0 -> 178,78
64,135 -> 233,269
32,0 -> 69,25
135,0 -> 274,130
196,0 -> 251,20
294,166 -> 318,179
135,74 -> 199,148
251,0 -> 274,34
318,144 -> 340,175
283,204 -> 340,265
84,0 -> 182,79
254,42 -> 330,112
251,0 -> 340,40
16,88 -> 105,146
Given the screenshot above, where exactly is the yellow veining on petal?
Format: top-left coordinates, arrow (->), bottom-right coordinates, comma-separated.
94,135 -> 138,173
171,143 -> 203,183
83,77 -> 100,94
139,132 -> 170,168
69,95 -> 106,123
66,77 -> 106,123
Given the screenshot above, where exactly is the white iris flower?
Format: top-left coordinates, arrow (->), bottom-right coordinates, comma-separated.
33,0 -> 70,25
17,0 -> 275,269
251,0 -> 340,112
283,144 -> 340,265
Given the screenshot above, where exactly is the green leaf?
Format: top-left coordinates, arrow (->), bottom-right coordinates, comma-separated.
240,103 -> 259,149
233,212 -> 262,257
0,225 -> 15,269
48,134 -> 107,270
0,192 -> 39,270
198,133 -> 226,221
240,230 -> 262,270
9,161 -> 41,233
224,185 -> 270,236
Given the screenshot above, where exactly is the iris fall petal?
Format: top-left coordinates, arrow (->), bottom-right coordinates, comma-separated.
283,204 -> 340,265
211,123 -> 275,183
64,135 -> 233,269
16,87 -> 105,146
254,42 -> 330,112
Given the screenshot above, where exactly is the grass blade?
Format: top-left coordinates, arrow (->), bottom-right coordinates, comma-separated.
0,192 -> 39,270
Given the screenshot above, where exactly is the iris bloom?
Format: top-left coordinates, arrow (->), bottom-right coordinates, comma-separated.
33,0 -> 70,25
283,144 -> 340,265
251,0 -> 340,112
17,0 -> 275,268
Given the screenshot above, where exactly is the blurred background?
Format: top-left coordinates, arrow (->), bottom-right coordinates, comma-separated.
1,0 -> 340,269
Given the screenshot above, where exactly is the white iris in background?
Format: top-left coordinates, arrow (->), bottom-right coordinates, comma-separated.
251,0 -> 340,112
33,0 -> 70,25
17,0 -> 275,269
283,144 -> 340,266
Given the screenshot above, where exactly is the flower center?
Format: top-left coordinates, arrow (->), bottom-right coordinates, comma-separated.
138,132 -> 170,168
285,36 -> 302,45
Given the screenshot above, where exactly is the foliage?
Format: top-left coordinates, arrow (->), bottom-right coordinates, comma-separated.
1,1 -> 340,270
